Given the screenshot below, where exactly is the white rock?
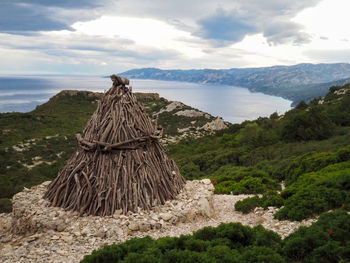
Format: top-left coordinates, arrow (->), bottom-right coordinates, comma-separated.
201,179 -> 211,185
201,117 -> 227,131
128,222 -> 139,231
175,110 -> 204,118
113,209 -> 123,216
197,198 -> 211,217
160,213 -> 173,221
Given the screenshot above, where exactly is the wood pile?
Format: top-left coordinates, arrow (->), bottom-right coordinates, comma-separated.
44,75 -> 185,216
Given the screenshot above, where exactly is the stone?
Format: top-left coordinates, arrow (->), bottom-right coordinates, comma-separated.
95,230 -> 106,238
160,213 -> 173,221
175,110 -> 204,118
154,223 -> 162,229
201,117 -> 227,131
56,220 -> 66,232
81,227 -> 90,236
169,216 -> 179,225
114,209 -> 122,216
139,222 -> 151,232
128,222 -> 139,231
201,179 -> 211,185
197,197 -> 211,217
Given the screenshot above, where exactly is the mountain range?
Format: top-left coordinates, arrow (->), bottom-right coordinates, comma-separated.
121,63 -> 350,106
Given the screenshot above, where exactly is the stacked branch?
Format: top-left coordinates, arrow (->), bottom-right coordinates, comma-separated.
44,75 -> 185,216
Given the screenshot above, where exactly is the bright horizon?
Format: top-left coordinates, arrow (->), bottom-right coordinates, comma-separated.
0,0 -> 350,75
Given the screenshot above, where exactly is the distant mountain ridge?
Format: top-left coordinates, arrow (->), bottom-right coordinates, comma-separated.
121,63 -> 350,105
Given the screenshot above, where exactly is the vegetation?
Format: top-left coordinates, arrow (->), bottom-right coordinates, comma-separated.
169,83 -> 350,220
235,192 -> 284,214
1,83 -> 350,222
1,81 -> 350,262
81,210 -> 350,263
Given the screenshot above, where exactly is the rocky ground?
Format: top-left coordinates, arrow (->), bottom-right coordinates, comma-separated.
0,180 -> 316,263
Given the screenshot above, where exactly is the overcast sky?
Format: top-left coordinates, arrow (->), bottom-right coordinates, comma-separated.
0,0 -> 349,75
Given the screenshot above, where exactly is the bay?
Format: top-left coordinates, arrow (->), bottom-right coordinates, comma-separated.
0,76 -> 291,123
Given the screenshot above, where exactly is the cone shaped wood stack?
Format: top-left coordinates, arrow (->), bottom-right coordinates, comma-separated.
44,75 -> 186,216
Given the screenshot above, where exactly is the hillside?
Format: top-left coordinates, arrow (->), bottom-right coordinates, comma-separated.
1,82 -> 350,262
77,80 -> 350,263
0,90 -> 227,212
82,82 -> 349,262
121,63 -> 350,105
168,83 -> 350,221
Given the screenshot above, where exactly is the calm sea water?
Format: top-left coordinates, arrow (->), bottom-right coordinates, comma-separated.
0,76 -> 292,123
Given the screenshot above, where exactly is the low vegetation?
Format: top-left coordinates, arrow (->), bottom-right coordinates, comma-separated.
169,83 -> 350,220
81,210 -> 350,263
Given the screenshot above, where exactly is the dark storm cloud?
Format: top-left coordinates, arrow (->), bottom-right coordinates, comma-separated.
0,0 -> 104,33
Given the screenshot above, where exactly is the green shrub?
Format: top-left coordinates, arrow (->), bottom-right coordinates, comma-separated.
211,167 -> 280,195
240,246 -> 285,263
284,146 -> 350,185
276,164 -> 350,221
282,106 -> 335,141
234,191 -> 284,214
81,222 -> 283,263
283,210 -> 350,262
82,211 -> 350,263
0,198 -> 12,213
234,196 -> 262,214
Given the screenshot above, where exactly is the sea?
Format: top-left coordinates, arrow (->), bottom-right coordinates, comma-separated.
0,76 -> 292,123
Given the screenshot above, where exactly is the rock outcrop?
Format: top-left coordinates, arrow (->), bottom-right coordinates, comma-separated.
10,179 -> 215,236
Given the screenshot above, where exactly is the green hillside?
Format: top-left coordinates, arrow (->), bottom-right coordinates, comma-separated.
1,82 -> 350,262
168,83 -> 350,221
80,82 -> 350,263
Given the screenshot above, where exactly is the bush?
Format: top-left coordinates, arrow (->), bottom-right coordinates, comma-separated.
282,106 -> 335,141
283,210 -> 350,262
276,164 -> 350,221
235,196 -> 262,214
234,192 -> 284,214
241,246 -> 285,263
284,146 -> 350,185
211,167 -> 280,195
82,211 -> 350,263
81,222 -> 282,263
0,198 -> 12,213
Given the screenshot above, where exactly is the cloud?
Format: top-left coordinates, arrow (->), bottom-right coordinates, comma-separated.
0,0 -> 106,33
0,31 -> 182,74
191,0 -> 322,46
15,0 -> 101,8
304,49 -> 350,63
2,0 -> 349,75
263,21 -> 311,45
0,0 -> 323,45
194,9 -> 257,44
0,3 -> 67,32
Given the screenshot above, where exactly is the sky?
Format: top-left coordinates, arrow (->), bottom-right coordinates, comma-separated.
0,0 -> 350,75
